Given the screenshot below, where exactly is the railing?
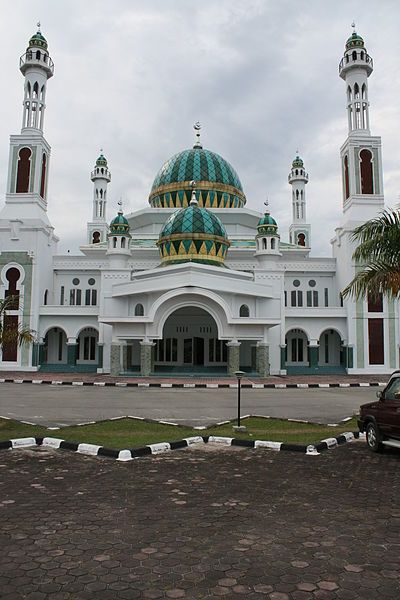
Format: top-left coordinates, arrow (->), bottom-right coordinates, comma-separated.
20,52 -> 54,75
339,53 -> 373,72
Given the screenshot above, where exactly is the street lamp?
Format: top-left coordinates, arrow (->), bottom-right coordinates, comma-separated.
233,370 -> 246,432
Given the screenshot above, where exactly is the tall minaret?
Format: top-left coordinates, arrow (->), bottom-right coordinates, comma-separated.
288,154 -> 310,247
338,25 -> 384,222
2,24 -> 54,220
87,152 -> 111,244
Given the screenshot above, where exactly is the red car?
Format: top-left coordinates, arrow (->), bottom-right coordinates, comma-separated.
358,371 -> 400,452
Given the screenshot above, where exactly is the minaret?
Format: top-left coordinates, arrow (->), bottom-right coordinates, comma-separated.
338,24 -> 384,221
2,24 -> 54,220
106,203 -> 131,267
87,152 -> 111,244
288,154 -> 310,247
254,201 -> 281,259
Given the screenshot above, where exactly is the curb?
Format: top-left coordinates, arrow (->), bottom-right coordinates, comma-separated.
0,431 -> 364,461
0,378 -> 387,389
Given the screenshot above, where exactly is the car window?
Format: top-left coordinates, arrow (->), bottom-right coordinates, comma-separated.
384,377 -> 400,401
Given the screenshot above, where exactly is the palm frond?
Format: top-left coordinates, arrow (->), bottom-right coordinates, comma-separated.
342,260 -> 400,300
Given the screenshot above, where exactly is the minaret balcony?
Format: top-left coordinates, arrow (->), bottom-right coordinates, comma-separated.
91,169 -> 111,182
20,51 -> 54,78
288,173 -> 308,183
339,53 -> 373,78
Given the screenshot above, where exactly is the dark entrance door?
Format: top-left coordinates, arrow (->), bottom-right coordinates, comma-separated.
193,337 -> 204,365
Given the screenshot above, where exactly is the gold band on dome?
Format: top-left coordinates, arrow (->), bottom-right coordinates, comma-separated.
160,253 -> 226,265
157,233 -> 230,246
149,180 -> 246,204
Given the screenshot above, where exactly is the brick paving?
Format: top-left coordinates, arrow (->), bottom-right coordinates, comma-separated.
0,370 -> 390,386
1,443 -> 400,598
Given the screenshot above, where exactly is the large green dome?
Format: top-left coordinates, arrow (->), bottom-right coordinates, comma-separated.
149,147 -> 246,209
157,195 -> 230,267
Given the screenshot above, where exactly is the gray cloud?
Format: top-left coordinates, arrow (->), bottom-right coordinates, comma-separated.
1,0 -> 400,256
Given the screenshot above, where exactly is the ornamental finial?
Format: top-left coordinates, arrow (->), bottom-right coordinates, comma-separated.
351,21 -> 356,33
100,147 -> 103,154
118,198 -> 123,214
193,121 -> 203,149
264,197 -> 269,213
37,21 -> 41,32
190,180 -> 198,206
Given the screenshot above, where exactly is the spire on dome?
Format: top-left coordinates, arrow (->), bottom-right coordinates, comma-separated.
189,180 -> 198,206
193,121 -> 203,149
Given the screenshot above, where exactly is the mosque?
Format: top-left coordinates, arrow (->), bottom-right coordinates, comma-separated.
0,26 -> 395,376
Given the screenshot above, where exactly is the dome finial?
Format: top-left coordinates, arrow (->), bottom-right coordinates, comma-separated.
193,121 -> 203,149
351,21 -> 356,33
118,198 -> 123,214
189,180 -> 198,206
37,20 -> 41,32
264,197 -> 269,213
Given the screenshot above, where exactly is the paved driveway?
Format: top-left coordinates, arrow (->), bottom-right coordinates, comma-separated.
0,384 -> 377,426
1,442 -> 399,599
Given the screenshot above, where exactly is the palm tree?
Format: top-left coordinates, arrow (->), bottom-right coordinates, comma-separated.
0,295 -> 35,351
342,208 -> 400,300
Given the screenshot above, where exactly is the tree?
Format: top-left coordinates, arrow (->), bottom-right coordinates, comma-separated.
342,208 -> 400,300
0,295 -> 35,352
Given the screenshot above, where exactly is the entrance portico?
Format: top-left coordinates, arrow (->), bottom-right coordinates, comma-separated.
101,262 -> 280,377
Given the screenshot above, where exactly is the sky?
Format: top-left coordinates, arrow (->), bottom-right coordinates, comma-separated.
1,0 -> 400,256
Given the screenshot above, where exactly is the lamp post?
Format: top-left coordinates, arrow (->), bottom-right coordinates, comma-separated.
233,370 -> 246,432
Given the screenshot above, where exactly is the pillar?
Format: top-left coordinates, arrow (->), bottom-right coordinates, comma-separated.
309,342 -> 319,371
140,340 -> 154,377
66,340 -> 78,367
227,340 -> 241,376
122,342 -> 128,372
256,342 -> 270,377
110,343 -> 121,376
97,344 -> 104,369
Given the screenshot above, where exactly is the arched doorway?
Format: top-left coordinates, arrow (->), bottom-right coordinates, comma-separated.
76,327 -> 99,370
154,307 -> 227,373
284,328 -> 309,374
40,327 -> 68,371
318,329 -> 345,372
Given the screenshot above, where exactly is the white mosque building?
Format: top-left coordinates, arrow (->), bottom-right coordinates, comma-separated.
0,27 -> 395,377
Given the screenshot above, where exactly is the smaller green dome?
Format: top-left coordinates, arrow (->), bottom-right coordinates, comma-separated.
109,209 -> 130,235
29,30 -> 48,50
257,207 -> 278,236
158,195 -> 230,267
345,31 -> 364,50
292,155 -> 304,168
96,154 -> 107,166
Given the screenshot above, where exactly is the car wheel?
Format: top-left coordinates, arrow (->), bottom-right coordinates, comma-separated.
366,422 -> 383,453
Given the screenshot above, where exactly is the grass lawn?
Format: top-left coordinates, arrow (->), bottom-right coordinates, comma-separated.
0,416 -> 360,449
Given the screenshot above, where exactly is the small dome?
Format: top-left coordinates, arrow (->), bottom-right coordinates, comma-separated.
28,30 -> 48,50
157,200 -> 230,267
257,210 -> 278,235
345,31 -> 364,50
149,146 -> 245,209
109,209 -> 130,235
96,154 -> 107,167
292,155 -> 304,168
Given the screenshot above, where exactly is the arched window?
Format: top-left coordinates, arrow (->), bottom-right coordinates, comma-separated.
40,153 -> 47,199
36,50 -> 41,60
262,238 -> 267,250
352,50 -> 357,61
101,168 -> 104,175
271,238 -> 276,250
113,237 -> 117,248
95,189 -> 98,198
44,289 -> 48,305
360,51 -> 364,60
239,304 -> 250,317
361,84 -> 366,99
295,169 -> 298,175
92,231 -> 100,244
344,155 -> 350,199
346,54 -> 349,63
354,83 -> 360,99
297,233 -> 306,247
135,303 -> 144,316
16,147 -> 32,193
2,267 -> 21,361
121,237 -> 126,248
360,149 -> 373,194
347,86 -> 352,101
33,82 -> 39,98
